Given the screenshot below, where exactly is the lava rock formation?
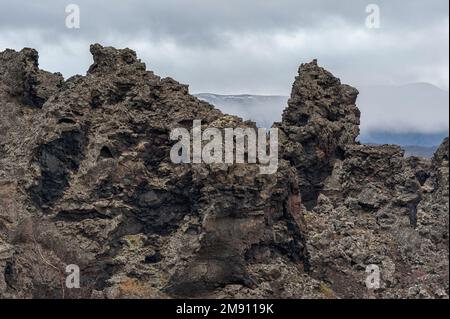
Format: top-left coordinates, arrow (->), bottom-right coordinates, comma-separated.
0,45 -> 448,299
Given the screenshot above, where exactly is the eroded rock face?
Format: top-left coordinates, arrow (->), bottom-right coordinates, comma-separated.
276,60 -> 360,209
0,45 -> 313,299
303,144 -> 448,298
0,48 -> 63,108
275,59 -> 448,299
0,45 -> 448,299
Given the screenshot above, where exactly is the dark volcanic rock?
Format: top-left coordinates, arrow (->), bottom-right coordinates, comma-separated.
0,45 -> 448,299
276,60 -> 360,209
0,48 -> 63,108
0,45 -> 315,299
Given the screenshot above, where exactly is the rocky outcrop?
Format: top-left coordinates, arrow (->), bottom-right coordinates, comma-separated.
303,143 -> 448,298
276,60 -> 360,209
0,48 -> 63,108
0,45 -> 315,299
278,62 -> 448,299
0,45 -> 448,299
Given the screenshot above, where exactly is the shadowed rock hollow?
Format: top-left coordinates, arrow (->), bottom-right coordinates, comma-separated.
0,45 -> 448,299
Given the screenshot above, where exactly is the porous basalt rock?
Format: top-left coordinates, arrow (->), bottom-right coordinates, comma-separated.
0,45 -> 312,299
278,61 -> 448,299
0,48 -> 63,108
0,45 -> 448,299
275,60 -> 361,209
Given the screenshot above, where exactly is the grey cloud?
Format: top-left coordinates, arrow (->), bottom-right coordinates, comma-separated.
1,0 -> 448,45
0,0 -> 448,134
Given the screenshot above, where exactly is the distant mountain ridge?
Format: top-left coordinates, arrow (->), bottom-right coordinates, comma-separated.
194,93 -> 287,128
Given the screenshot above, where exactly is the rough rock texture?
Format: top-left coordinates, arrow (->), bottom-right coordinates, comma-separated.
0,45 -> 314,299
276,60 -> 361,209
304,144 -> 448,298
0,48 -> 63,108
0,45 -> 448,299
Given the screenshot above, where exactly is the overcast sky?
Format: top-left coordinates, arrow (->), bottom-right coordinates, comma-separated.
0,0 -> 449,133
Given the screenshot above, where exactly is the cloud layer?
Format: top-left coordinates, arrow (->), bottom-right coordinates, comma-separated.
0,0 -> 448,132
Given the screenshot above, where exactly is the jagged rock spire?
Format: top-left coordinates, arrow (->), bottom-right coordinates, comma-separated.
87,44 -> 147,75
277,60 -> 360,208
0,48 -> 63,108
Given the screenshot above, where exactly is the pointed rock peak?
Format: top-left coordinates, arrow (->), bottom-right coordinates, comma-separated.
277,60 -> 361,208
305,58 -> 318,67
292,59 -> 359,103
0,48 -> 63,108
88,43 -> 146,75
282,59 -> 360,131
0,48 -> 39,75
19,48 -> 40,68
298,59 -> 338,84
